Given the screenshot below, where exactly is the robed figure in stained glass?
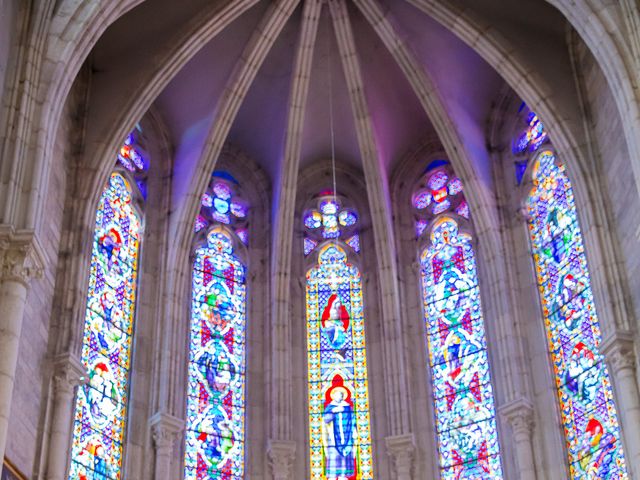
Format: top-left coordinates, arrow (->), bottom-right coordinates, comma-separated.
322,294 -> 350,361
323,379 -> 356,480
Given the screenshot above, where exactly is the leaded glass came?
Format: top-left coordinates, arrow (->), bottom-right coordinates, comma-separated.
420,217 -> 503,479
303,193 -> 359,256
184,230 -> 247,479
527,150 -> 628,479
69,171 -> 142,480
306,244 -> 373,480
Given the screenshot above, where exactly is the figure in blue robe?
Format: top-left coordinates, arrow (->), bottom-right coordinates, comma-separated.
323,386 -> 355,480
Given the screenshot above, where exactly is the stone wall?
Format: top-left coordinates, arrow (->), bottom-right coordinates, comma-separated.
4,58 -> 85,479
572,35 -> 640,331
0,0 -> 19,128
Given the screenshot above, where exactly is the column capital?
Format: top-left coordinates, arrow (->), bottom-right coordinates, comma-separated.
51,352 -> 87,395
385,433 -> 415,478
601,332 -> 637,374
267,439 -> 296,480
0,227 -> 45,286
149,412 -> 184,449
499,398 -> 534,435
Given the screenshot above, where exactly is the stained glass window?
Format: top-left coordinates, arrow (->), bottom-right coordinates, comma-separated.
419,216 -> 503,479
303,193 -> 359,256
306,244 -> 373,479
184,230 -> 247,479
69,169 -> 143,480
512,105 -> 549,185
413,162 -> 503,479
412,162 -> 467,238
195,173 -> 248,245
513,110 -> 548,156
527,150 -> 628,478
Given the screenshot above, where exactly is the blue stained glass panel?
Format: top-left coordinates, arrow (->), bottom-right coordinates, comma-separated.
345,234 -> 360,253
184,231 -> 247,480
420,217 -> 503,479
305,237 -> 319,256
69,172 -> 142,480
527,151 -> 628,479
338,210 -> 358,227
413,190 -> 432,210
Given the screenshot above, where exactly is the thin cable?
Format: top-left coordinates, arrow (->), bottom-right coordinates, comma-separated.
327,14 -> 339,246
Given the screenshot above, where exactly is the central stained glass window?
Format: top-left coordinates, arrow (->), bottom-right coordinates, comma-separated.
306,243 -> 373,480
184,229 -> 247,479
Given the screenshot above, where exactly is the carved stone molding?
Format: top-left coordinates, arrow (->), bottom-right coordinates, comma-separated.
385,433 -> 415,479
149,412 -> 184,450
499,398 -> 534,437
0,227 -> 46,286
52,352 -> 87,396
601,332 -> 638,375
267,439 -> 296,480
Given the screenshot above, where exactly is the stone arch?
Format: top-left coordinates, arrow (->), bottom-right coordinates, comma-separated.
0,0 -> 144,229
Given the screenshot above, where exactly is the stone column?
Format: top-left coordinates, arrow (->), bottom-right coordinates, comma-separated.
500,398 -> 536,480
150,412 -> 184,480
46,353 -> 87,480
267,439 -> 296,480
385,434 -> 415,480
0,230 -> 44,467
602,333 -> 640,477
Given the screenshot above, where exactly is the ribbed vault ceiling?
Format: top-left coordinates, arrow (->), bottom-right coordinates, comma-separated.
88,0 -> 568,199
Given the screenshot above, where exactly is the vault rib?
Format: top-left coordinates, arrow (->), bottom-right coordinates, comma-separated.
270,0 -> 322,443
329,0 -> 412,437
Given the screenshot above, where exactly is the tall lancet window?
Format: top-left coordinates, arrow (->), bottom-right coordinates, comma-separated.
304,194 -> 373,480
185,173 -> 248,479
520,108 -> 628,477
413,162 -> 503,479
69,131 -> 147,480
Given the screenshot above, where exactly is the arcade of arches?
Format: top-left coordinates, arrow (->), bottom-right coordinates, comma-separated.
1,1 -> 640,479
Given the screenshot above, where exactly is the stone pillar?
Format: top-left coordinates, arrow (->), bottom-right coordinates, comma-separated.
500,399 -> 536,480
385,433 -> 415,480
267,439 -> 296,480
150,412 -> 184,480
602,333 -> 640,477
0,230 -> 44,468
46,353 -> 87,480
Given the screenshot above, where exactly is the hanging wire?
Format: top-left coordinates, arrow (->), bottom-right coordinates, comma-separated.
327,11 -> 339,247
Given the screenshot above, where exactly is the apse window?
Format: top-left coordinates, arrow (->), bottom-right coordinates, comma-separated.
413,161 -> 504,479
304,192 -> 373,480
